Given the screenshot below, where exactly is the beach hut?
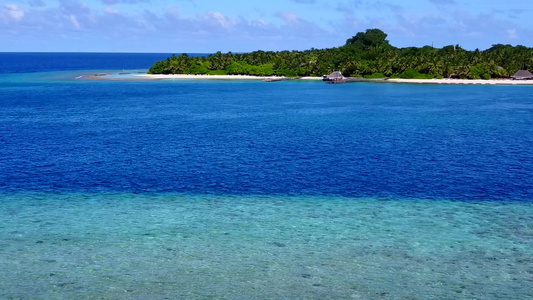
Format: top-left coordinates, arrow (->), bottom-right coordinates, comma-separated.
323,71 -> 346,83
511,70 -> 533,80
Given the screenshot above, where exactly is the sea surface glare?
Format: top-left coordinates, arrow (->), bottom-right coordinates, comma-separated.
0,53 -> 532,299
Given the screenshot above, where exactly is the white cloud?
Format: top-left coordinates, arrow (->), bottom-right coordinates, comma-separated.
69,14 -> 81,29
277,11 -> 299,25
205,11 -> 233,29
2,0 -> 530,52
105,7 -> 120,14
507,28 -> 517,39
4,4 -> 25,21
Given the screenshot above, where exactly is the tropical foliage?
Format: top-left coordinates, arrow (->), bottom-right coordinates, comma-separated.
148,29 -> 533,79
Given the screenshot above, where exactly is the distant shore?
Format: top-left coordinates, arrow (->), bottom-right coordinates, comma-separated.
137,74 -> 533,85
79,73 -> 533,85
387,78 -> 533,85
134,74 -> 322,81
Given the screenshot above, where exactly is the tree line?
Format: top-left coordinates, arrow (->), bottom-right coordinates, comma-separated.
148,29 -> 533,79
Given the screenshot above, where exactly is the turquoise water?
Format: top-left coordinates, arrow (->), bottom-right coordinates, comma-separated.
1,194 -> 532,299
1,53 -> 533,299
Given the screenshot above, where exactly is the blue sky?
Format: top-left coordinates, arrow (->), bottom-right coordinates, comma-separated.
1,0 -> 532,52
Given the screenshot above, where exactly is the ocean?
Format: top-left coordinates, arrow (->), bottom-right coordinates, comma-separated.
0,53 -> 532,299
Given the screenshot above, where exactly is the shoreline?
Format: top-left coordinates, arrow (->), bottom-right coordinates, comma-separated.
81,72 -> 533,85
387,78 -> 533,85
137,74 -> 533,85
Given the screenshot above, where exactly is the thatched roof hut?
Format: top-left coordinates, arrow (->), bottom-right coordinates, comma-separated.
323,71 -> 346,83
511,70 -> 533,80
328,71 -> 344,79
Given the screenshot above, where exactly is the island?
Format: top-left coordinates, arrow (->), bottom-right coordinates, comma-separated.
147,29 -> 533,82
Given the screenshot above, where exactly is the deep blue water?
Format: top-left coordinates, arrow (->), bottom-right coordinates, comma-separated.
0,52 -> 206,74
0,55 -> 532,201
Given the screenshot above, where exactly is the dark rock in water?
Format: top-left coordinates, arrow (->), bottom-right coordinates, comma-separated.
56,282 -> 74,288
273,242 -> 286,247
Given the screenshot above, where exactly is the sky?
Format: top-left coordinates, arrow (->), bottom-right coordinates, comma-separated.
0,0 -> 532,52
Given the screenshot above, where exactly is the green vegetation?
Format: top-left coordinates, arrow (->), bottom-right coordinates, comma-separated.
148,29 -> 533,79
364,73 -> 387,79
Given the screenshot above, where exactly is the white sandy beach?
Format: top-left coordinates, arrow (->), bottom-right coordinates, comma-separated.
121,74 -> 533,85
387,78 -> 533,85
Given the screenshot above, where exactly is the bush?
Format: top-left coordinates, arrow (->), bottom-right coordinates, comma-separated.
399,68 -> 433,79
364,73 -> 386,79
207,70 -> 228,75
468,64 -> 491,80
189,64 -> 209,74
250,64 -> 275,76
399,68 -> 419,79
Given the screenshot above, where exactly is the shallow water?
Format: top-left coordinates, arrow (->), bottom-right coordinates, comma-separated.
1,193 -> 532,299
